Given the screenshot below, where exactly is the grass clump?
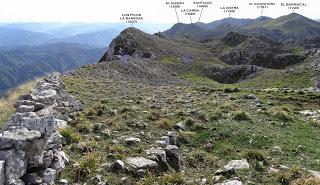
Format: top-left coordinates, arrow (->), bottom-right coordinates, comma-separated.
209,111 -> 223,121
75,152 -> 100,181
273,111 -> 293,122
295,177 -> 320,185
232,111 -> 251,121
276,165 -> 304,185
185,150 -> 217,168
159,118 -> 173,129
60,128 -> 80,144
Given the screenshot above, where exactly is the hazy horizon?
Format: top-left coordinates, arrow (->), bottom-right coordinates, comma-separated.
1,0 -> 319,24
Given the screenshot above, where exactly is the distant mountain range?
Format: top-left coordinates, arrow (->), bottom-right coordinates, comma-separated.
162,13 -> 320,43
0,43 -> 105,95
0,22 -> 172,48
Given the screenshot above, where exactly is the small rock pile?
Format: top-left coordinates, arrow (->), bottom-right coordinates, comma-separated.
111,131 -> 181,176
0,73 -> 83,185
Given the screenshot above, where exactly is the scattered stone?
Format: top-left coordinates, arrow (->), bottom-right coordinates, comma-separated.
160,136 -> 170,146
155,140 -> 167,147
58,179 -> 68,185
164,145 -> 180,171
146,147 -> 169,171
212,175 -> 222,183
269,167 -> 280,173
174,122 -> 185,130
215,180 -> 243,185
245,94 -> 258,100
91,175 -> 106,185
272,146 -> 282,153
112,160 -> 125,171
167,131 -> 177,145
101,162 -> 112,170
125,157 -> 158,171
309,170 -> 320,178
125,137 -> 141,146
224,159 -> 249,171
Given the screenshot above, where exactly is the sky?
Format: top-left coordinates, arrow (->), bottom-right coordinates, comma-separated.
0,0 -> 319,23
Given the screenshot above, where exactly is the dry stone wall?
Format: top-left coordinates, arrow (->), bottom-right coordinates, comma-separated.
0,73 -> 83,185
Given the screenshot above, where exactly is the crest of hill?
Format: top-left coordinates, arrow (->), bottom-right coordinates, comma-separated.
162,13 -> 320,42
99,27 -> 215,62
161,23 -> 210,39
243,13 -> 320,40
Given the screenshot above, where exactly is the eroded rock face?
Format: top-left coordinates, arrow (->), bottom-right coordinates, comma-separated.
0,73 -> 83,185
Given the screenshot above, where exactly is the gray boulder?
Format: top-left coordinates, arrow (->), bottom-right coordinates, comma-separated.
125,157 -> 158,171
16,105 -> 35,113
164,145 -> 180,171
146,147 -> 169,171
224,159 -> 250,171
167,132 -> 177,146
0,161 -> 4,185
0,149 -> 26,185
215,180 -> 243,185
40,168 -> 57,185
125,137 -> 141,146
23,173 -> 42,185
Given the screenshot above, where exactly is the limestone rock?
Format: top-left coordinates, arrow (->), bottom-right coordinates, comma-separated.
54,119 -> 68,129
40,168 -> 57,185
58,179 -> 68,185
125,157 -> 158,171
224,159 -> 249,171
215,180 -> 243,185
16,105 -> 35,113
167,132 -> 177,146
0,161 -> 4,185
20,116 -> 56,134
0,127 -> 41,149
22,173 -> 43,185
146,147 -> 169,171
174,122 -> 185,130
164,145 -> 180,171
0,149 -> 26,185
125,137 -> 141,146
112,160 -> 125,171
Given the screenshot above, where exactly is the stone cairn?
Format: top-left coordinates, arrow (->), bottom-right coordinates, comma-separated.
0,73 -> 83,185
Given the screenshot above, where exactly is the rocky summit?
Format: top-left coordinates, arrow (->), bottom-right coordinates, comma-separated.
1,13 -> 320,185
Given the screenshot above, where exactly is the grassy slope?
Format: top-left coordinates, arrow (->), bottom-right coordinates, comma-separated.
60,64 -> 320,184
0,78 -> 39,127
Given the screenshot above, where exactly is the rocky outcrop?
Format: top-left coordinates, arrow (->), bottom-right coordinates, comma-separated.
203,65 -> 262,83
0,73 -> 83,185
219,34 -> 306,69
222,32 -> 248,47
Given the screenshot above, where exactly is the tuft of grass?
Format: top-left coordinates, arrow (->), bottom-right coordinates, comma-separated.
209,111 -> 223,121
60,128 -> 81,144
232,111 -> 251,121
273,111 -> 293,122
295,177 -> 320,185
138,172 -> 186,185
185,150 -> 217,168
159,118 -> 173,129
0,78 -> 39,127
75,152 -> 100,181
